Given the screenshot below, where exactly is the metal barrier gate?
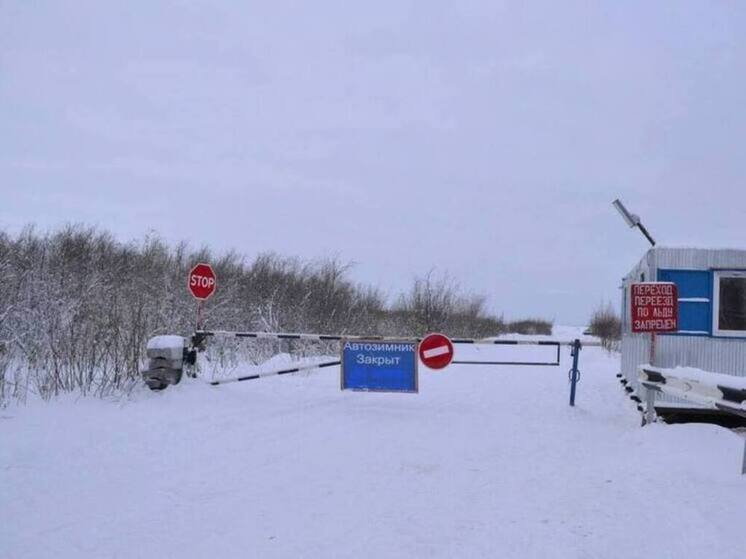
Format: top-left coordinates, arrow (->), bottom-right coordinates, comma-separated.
181,329 -> 592,406
193,329 -> 562,365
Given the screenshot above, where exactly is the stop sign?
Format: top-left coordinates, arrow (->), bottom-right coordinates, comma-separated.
418,333 -> 454,370
188,263 -> 217,300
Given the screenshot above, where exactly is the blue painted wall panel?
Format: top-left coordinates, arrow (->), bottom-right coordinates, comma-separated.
657,269 -> 711,298
677,302 -> 712,333
657,269 -> 712,335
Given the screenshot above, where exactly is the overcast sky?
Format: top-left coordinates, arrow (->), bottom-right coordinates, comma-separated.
2,1 -> 745,324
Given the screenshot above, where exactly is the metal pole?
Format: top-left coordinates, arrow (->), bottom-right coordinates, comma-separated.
649,332 -> 656,366
196,300 -> 204,330
636,222 -> 656,247
742,437 -> 746,475
644,387 -> 656,426
569,339 -> 581,407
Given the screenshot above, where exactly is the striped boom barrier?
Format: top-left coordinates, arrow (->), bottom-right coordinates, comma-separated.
639,366 -> 746,419
194,329 -> 599,348
197,330 -> 355,342
209,360 -> 340,386
639,365 -> 746,474
193,330 -> 602,370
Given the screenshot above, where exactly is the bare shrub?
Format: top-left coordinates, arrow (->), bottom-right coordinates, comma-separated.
504,319 -> 553,336
392,271 -> 514,338
393,271 -> 457,335
588,302 -> 621,350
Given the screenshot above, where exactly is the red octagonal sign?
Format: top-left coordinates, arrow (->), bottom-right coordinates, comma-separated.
419,333 -> 454,370
188,263 -> 217,300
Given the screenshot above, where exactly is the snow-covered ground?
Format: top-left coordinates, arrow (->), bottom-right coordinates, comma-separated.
2,341 -> 745,558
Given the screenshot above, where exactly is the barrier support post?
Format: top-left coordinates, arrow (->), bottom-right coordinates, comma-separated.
196,300 -> 204,330
644,386 -> 656,426
569,339 -> 581,407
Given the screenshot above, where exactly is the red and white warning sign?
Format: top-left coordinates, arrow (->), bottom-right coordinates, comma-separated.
188,263 -> 217,300
631,282 -> 678,333
418,333 -> 454,370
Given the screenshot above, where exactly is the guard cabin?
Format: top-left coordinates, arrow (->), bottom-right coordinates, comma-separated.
620,247 -> 746,421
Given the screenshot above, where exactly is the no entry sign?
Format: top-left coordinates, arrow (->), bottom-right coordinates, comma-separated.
188,263 -> 217,300
418,333 -> 454,370
631,282 -> 678,333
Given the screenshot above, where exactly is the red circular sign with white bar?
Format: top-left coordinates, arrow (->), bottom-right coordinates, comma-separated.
418,333 -> 454,370
188,263 -> 217,300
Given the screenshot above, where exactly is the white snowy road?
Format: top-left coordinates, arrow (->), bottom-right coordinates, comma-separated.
2,345 -> 745,558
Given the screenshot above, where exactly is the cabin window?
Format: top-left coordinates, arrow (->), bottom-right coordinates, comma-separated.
713,271 -> 746,336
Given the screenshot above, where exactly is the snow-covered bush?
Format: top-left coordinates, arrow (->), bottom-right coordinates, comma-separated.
0,226 -> 551,404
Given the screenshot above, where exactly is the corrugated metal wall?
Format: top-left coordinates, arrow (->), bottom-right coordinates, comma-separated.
620,334 -> 647,386
653,247 -> 746,270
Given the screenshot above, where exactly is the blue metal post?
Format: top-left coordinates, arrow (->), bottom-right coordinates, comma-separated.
569,339 -> 581,406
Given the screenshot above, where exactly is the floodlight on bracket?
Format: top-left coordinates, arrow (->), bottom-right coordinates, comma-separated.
612,198 -> 656,247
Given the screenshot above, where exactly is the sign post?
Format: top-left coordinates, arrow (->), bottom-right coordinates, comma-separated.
569,339 -> 582,407
631,282 -> 678,423
188,263 -> 217,329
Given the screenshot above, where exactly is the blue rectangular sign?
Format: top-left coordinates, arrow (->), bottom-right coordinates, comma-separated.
341,339 -> 418,393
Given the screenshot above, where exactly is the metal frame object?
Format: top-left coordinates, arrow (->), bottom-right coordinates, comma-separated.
452,340 -> 562,366
639,365 -> 746,474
